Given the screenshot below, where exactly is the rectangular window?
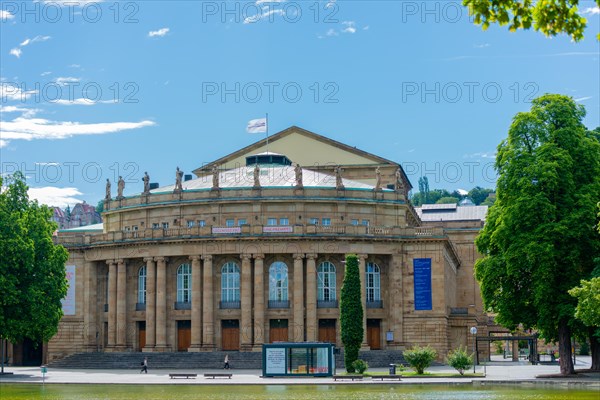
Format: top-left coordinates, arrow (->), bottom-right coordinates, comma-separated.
238,219 -> 247,226
351,219 -> 359,226
162,222 -> 169,229
226,219 -> 235,227
267,218 -> 277,226
322,218 -> 331,226
198,220 -> 206,227
279,218 -> 289,226
362,219 -> 370,226
132,225 -> 138,231
152,223 -> 160,229
124,226 -> 130,231
187,220 -> 195,228
309,218 -> 319,225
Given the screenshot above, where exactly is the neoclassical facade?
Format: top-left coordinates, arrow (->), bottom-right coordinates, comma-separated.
39,126 -> 489,363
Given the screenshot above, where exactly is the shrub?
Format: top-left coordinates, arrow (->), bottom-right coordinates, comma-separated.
446,346 -> 473,375
352,359 -> 368,374
340,254 -> 363,372
403,345 -> 437,374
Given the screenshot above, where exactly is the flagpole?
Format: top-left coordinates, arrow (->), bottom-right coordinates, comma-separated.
265,113 -> 269,153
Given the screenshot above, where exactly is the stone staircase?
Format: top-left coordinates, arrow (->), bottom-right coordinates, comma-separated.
48,349 -> 406,370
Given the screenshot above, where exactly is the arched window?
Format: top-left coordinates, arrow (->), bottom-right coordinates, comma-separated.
366,262 -> 381,302
177,264 -> 192,303
269,261 -> 288,301
138,266 -> 146,304
317,261 -> 336,301
221,262 -> 240,302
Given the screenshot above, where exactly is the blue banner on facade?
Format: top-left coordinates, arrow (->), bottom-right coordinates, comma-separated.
413,258 -> 432,311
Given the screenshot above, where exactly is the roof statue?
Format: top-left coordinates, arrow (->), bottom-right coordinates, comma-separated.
105,178 -> 111,201
253,164 -> 261,188
117,176 -> 125,199
335,165 -> 344,190
294,163 -> 303,188
143,172 -> 150,195
174,167 -> 183,193
212,165 -> 220,189
374,167 -> 382,191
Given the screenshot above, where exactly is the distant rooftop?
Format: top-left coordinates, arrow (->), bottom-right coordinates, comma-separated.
59,223 -> 104,232
417,204 -> 488,222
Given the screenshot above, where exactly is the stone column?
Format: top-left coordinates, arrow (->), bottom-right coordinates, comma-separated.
253,254 -> 265,350
189,255 -> 202,351
241,254 -> 252,350
305,254 -> 318,342
293,253 -> 305,342
202,255 -> 214,349
358,254 -> 370,350
106,260 -> 117,349
388,253 -> 403,347
155,257 -> 169,351
83,261 -> 98,351
143,257 -> 156,351
116,259 -> 127,349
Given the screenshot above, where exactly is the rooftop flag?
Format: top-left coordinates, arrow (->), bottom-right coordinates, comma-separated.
247,118 -> 267,133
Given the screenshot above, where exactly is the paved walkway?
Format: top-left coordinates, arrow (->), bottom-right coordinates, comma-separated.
0,356 -> 597,387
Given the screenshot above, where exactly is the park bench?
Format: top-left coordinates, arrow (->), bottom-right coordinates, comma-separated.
169,373 -> 197,379
204,373 -> 232,379
333,375 -> 363,381
371,375 -> 402,381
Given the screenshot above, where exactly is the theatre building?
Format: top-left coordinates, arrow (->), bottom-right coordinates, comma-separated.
14,126 -> 491,365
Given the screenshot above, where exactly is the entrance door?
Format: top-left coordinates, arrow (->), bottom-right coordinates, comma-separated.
318,319 -> 336,344
367,319 -> 381,350
138,321 -> 146,351
177,320 -> 191,352
270,319 -> 289,343
222,320 -> 240,351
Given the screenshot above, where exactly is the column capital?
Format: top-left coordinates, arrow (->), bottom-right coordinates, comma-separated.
306,253 -> 318,261
358,254 -> 368,261
253,253 -> 265,260
143,257 -> 155,263
106,259 -> 116,266
189,255 -> 201,262
240,254 -> 252,261
154,256 -> 168,263
201,254 -> 213,262
293,253 -> 305,260
116,259 -> 126,265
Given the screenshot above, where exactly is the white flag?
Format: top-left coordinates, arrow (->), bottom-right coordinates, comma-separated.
247,118 -> 267,133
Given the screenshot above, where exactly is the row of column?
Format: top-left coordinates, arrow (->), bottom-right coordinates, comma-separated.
103,253 -> 396,351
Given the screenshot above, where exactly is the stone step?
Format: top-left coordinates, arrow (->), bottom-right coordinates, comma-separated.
48,350 -> 406,370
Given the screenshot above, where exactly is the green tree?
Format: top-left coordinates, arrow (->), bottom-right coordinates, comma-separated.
96,200 -> 104,214
468,187 -> 494,205
0,172 -> 69,373
463,0 -> 600,41
340,254 -> 363,372
570,278 -> 600,328
446,346 -> 474,375
403,345 -> 437,374
436,197 -> 459,204
474,94 -> 600,375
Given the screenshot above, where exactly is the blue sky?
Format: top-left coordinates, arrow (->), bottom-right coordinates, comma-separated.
1,0 -> 599,207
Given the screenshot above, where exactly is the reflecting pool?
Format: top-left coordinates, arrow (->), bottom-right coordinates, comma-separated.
1,384 -> 597,400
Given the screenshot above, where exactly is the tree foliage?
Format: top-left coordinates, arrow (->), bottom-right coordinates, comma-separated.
463,0 -> 600,41
340,254 -> 363,372
446,346 -> 473,375
569,278 -> 600,328
474,94 -> 600,375
0,172 -> 69,346
403,345 -> 437,374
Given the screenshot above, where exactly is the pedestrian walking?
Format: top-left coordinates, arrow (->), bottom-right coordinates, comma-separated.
224,354 -> 230,369
140,357 -> 148,373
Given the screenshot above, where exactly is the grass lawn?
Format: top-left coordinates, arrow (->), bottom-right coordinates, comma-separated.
359,371 -> 485,378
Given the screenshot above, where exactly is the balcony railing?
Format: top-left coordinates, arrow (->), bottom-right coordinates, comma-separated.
219,300 -> 241,309
366,300 -> 383,309
135,303 -> 146,311
59,224 -> 446,247
317,300 -> 338,308
268,300 -> 290,309
174,302 -> 191,310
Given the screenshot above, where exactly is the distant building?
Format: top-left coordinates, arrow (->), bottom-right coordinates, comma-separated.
51,207 -> 67,229
51,202 -> 102,230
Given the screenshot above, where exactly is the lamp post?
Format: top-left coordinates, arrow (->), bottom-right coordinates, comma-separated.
470,326 -> 478,374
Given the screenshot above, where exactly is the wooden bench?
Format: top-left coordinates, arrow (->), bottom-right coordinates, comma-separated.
372,374 -> 402,381
204,373 -> 232,379
333,374 -> 363,381
169,373 -> 197,379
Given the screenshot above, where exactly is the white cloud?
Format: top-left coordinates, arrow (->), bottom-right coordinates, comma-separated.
0,117 -> 155,146
0,140 -> 8,148
0,82 -> 38,100
28,186 -> 83,208
53,98 -> 114,106
148,28 -> 170,37
0,105 -> 41,117
464,151 -> 496,159
20,35 -> 51,47
574,96 -> 592,102
582,6 -> 600,15
54,76 -> 81,85
0,10 -> 15,20
41,71 -> 52,76
325,28 -> 338,37
325,0 -> 337,8
456,189 -> 469,196
341,21 -> 356,34
10,48 -> 22,58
